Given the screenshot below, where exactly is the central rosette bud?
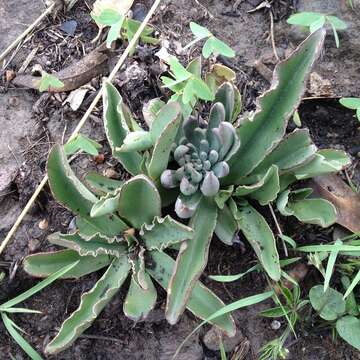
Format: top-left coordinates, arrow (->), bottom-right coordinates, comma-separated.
160,102 -> 240,217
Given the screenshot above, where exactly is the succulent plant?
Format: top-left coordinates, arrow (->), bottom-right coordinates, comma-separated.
160,87 -> 240,218
23,145 -> 235,354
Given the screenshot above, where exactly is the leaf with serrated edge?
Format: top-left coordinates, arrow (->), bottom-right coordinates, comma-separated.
103,82 -> 142,175
148,108 -> 182,180
166,197 -> 218,324
23,250 -> 111,279
234,202 -> 281,281
140,215 -> 194,251
215,204 -> 238,245
90,187 -> 121,218
47,145 -> 128,237
148,250 -> 236,336
118,175 -> 161,229
123,274 -> 157,321
85,172 -> 123,195
48,232 -> 127,258
225,29 -> 325,183
46,256 -> 130,354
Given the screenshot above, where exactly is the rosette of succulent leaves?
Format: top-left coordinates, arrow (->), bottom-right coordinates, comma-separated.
23,28 -> 351,354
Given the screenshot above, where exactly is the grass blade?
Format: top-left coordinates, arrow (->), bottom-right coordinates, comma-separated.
343,270 -> 360,300
324,240 -> 341,292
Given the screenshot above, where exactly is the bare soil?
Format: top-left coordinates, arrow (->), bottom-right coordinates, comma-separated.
0,0 -> 360,359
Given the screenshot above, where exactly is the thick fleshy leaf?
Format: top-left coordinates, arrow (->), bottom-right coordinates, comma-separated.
142,98 -> 165,127
276,189 -> 337,227
175,193 -> 202,219
48,232 -> 127,258
85,172 -> 123,195
309,285 -> 346,321
232,201 -> 281,281
47,145 -> 128,237
139,215 -> 194,251
103,82 -> 142,175
90,189 -> 121,218
249,129 -> 317,179
226,29 -> 325,183
45,256 -> 130,354
215,204 -> 238,245
214,82 -> 235,123
117,175 -> 161,228
23,250 -> 111,279
336,316 -> 360,351
166,197 -> 218,324
148,250 -> 236,336
117,131 -> 153,152
148,107 -> 182,180
214,185 -> 234,209
123,274 -> 157,321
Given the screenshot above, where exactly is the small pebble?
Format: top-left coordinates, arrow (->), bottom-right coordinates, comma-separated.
271,320 -> 281,330
94,154 -> 105,164
203,326 -> 244,352
38,219 -> 49,230
60,20 -> 78,37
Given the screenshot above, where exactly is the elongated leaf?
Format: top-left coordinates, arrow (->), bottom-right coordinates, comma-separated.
1,313 -> 43,360
90,189 -> 121,217
103,82 -> 142,175
46,256 -> 130,354
249,129 -> 317,178
48,232 -> 127,258
23,250 -> 111,279
140,215 -> 193,251
226,29 -> 325,183
336,316 -> 360,351
340,97 -> 360,110
142,98 -> 165,127
166,197 -> 218,324
118,175 -> 161,228
47,145 -> 128,237
85,172 -> 123,195
233,202 -> 281,281
324,240 -> 342,292
287,12 -> 324,27
215,204 -> 238,245
117,131 -> 153,152
123,274 -> 157,321
148,108 -> 182,180
148,250 -> 236,336
343,270 -> 360,300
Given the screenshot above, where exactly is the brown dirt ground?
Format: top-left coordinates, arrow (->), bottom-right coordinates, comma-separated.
0,0 -> 360,359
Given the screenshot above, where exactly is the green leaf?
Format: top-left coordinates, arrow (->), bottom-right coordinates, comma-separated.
103,82 -> 142,175
324,240 -> 342,292
190,22 -> 211,39
64,134 -> 102,156
279,234 -> 297,249
1,313 -> 43,360
148,106 -> 182,180
329,22 -> 340,48
287,12 -> 324,27
167,56 -> 192,83
166,197 -> 218,324
309,15 -> 326,33
343,269 -> 360,300
336,316 -> 360,351
309,285 -> 346,321
85,172 -> 123,195
232,201 -> 281,281
186,56 -> 202,78
39,72 -> 64,92
117,175 -> 161,229
48,232 -> 127,258
142,98 -> 165,127
210,263 -> 259,283
148,250 -> 236,336
341,276 -> 359,316
23,250 -> 111,279
202,37 -> 235,59
293,110 -> 302,127
106,17 -> 125,47
326,15 -> 347,30
298,244 -> 360,253
248,129 -> 317,179
47,145 -> 128,237
215,204 -> 238,245
123,274 -> 157,321
140,215 -> 193,251
45,256 -> 130,354
225,29 -> 325,183
2,261 -> 79,309
260,306 -> 291,318
215,82 -> 235,123
150,102 -> 182,141
339,97 -> 360,110
117,131 -> 153,152
93,9 -> 122,25
214,185 -> 234,209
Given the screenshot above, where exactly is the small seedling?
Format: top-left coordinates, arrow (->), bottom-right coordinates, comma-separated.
287,12 -> 347,48
184,22 -> 235,58
340,97 -> 360,122
38,72 -> 64,92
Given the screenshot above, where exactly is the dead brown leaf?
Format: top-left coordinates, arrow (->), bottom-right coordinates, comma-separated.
308,174 -> 360,233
